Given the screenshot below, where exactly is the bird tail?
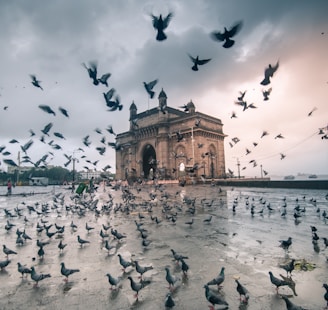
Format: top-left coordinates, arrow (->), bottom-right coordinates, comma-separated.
156,30 -> 167,41
260,77 -> 270,86
191,64 -> 198,71
223,39 -> 235,48
149,90 -> 155,99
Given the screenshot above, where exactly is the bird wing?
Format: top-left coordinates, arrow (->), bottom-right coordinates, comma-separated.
197,58 -> 211,65
188,54 -> 197,63
162,12 -> 173,29
99,73 -> 111,83
146,79 -> 158,90
210,31 -> 226,42
228,20 -> 243,37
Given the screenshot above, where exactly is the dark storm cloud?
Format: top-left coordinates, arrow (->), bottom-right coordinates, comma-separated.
0,0 -> 327,174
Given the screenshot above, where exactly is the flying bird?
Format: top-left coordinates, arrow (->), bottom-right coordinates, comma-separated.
211,20 -> 243,48
30,74 -> 43,90
38,104 -> 56,116
188,54 -> 211,71
262,88 -> 272,101
151,12 -> 173,41
143,79 -> 158,99
58,107 -> 69,118
82,61 -> 99,85
261,130 -> 269,138
237,90 -> 247,101
308,107 -> 317,116
98,73 -> 111,87
260,61 -> 279,85
103,88 -> 116,107
3,159 -> 18,167
275,133 -> 284,139
107,96 -> 123,111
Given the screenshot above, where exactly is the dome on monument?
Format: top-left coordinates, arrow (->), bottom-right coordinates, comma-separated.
158,88 -> 167,99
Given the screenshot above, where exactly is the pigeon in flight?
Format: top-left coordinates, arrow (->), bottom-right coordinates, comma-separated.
143,79 -> 158,99
237,90 -> 246,101
58,107 -> 69,118
211,20 -> 243,48
103,88 -> 116,107
41,122 -> 53,136
38,104 -> 56,116
3,159 -> 18,167
307,107 -> 317,117
262,88 -> 272,101
30,74 -> 43,90
151,12 -> 173,41
188,54 -> 211,71
107,96 -> 123,111
260,61 -> 279,85
82,61 -> 99,85
98,73 -> 111,87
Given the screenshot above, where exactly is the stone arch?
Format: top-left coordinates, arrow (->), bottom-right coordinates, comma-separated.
142,144 -> 157,179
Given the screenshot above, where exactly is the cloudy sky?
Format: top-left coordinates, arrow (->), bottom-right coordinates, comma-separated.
0,0 -> 327,177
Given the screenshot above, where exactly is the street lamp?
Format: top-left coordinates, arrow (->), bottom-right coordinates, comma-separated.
72,149 -> 81,187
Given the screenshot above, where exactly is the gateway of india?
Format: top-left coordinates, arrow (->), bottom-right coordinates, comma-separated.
115,89 -> 226,181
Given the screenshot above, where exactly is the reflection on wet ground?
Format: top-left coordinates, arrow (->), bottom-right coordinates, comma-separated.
0,184 -> 327,309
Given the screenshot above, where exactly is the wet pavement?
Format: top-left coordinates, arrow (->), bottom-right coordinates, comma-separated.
0,184 -> 327,309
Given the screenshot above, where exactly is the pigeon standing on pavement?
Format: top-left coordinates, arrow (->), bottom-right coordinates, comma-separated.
323,283 -> 328,308
281,295 -> 308,310
77,235 -> 90,247
235,279 -> 250,303
164,292 -> 175,308
60,262 -> 80,282
127,276 -> 145,301
269,271 -> 289,294
17,262 -> 31,277
3,245 -> 17,257
106,273 -> 121,290
279,237 -> 292,251
207,266 -> 225,288
30,266 -> 51,287
204,284 -> 229,310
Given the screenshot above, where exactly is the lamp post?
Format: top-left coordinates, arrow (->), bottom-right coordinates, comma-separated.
72,149 -> 81,187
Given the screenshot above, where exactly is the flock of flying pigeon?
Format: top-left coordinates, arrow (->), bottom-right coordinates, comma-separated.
1,10 -> 308,176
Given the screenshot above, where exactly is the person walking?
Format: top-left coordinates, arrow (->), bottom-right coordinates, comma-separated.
7,180 -> 12,195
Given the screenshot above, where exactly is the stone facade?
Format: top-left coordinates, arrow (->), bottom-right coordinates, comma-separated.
115,89 -> 226,180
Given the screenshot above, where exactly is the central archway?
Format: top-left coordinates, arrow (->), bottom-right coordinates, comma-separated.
142,144 -> 157,179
